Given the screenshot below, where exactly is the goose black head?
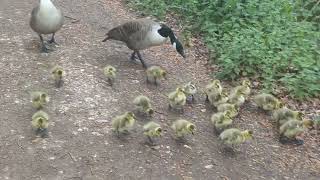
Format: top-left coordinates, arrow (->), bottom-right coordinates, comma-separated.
173,40 -> 186,58
158,24 -> 186,59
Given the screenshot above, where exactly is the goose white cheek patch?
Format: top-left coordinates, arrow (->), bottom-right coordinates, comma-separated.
172,42 -> 177,49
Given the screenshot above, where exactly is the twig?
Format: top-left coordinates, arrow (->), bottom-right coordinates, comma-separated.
89,166 -> 94,175
71,19 -> 81,24
64,15 -> 80,23
64,15 -> 77,20
154,110 -> 167,115
68,152 -> 76,162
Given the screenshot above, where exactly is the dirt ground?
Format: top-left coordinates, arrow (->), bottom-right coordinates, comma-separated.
0,0 -> 319,179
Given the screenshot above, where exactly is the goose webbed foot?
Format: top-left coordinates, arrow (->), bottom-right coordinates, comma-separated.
36,128 -> 48,138
130,51 -> 137,61
186,96 -> 194,104
47,33 -> 58,45
205,95 -> 209,103
279,136 -> 304,145
147,136 -> 156,146
39,34 -> 51,53
40,45 -> 51,53
55,79 -> 63,88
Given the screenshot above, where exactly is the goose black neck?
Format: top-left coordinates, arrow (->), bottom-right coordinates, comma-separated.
158,24 -> 176,44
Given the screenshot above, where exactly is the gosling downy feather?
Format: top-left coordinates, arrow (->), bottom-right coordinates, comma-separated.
31,91 -> 50,109
205,80 -> 223,102
183,81 -> 197,102
51,65 -> 64,88
168,87 -> 187,111
279,119 -> 306,145
30,0 -> 64,53
211,110 -> 233,132
146,65 -> 166,85
228,90 -> 246,108
103,65 -> 117,86
32,110 -> 49,129
102,19 -> 185,68
171,119 -> 195,138
208,91 -> 229,107
143,121 -> 162,144
32,110 -> 49,137
230,79 -> 251,98
111,112 -> 136,135
219,128 -> 253,146
253,93 -> 282,111
272,107 -> 303,126
133,95 -> 154,115
143,121 -> 162,137
217,103 -> 239,118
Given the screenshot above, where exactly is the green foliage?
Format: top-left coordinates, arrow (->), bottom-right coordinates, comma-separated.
128,0 -> 320,100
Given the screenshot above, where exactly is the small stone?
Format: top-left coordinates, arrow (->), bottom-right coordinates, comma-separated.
205,164 -> 214,169
182,176 -> 192,180
184,145 -> 192,150
200,109 -> 206,112
151,145 -> 160,150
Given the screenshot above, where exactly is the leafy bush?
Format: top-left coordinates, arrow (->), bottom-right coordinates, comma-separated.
128,0 -> 320,100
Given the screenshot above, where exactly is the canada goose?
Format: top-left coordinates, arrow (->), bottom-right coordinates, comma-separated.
279,119 -> 313,145
219,128 -> 253,147
171,119 -> 195,138
31,91 -> 49,109
102,19 -> 186,68
143,121 -> 162,144
183,82 -> 197,102
217,103 -> 239,118
208,91 -> 229,108
103,65 -> 117,86
51,66 -> 64,88
228,90 -> 246,108
146,65 -> 167,85
253,93 -> 283,111
32,110 -> 49,137
30,0 -> 64,53
133,95 -> 154,116
111,112 -> 136,135
230,79 -> 251,98
272,107 -> 303,126
211,110 -> 233,133
168,87 -> 187,111
205,80 -> 223,102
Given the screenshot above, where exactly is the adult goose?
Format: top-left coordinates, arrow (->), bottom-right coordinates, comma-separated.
30,0 -> 64,53
102,19 -> 186,68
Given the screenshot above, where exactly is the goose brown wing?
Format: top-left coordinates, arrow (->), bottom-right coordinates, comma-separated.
125,20 -> 155,42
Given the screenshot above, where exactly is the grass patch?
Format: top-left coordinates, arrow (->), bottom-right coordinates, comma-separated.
127,0 -> 320,100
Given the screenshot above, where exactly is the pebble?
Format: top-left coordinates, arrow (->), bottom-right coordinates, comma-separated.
205,164 -> 214,169
184,145 -> 192,150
